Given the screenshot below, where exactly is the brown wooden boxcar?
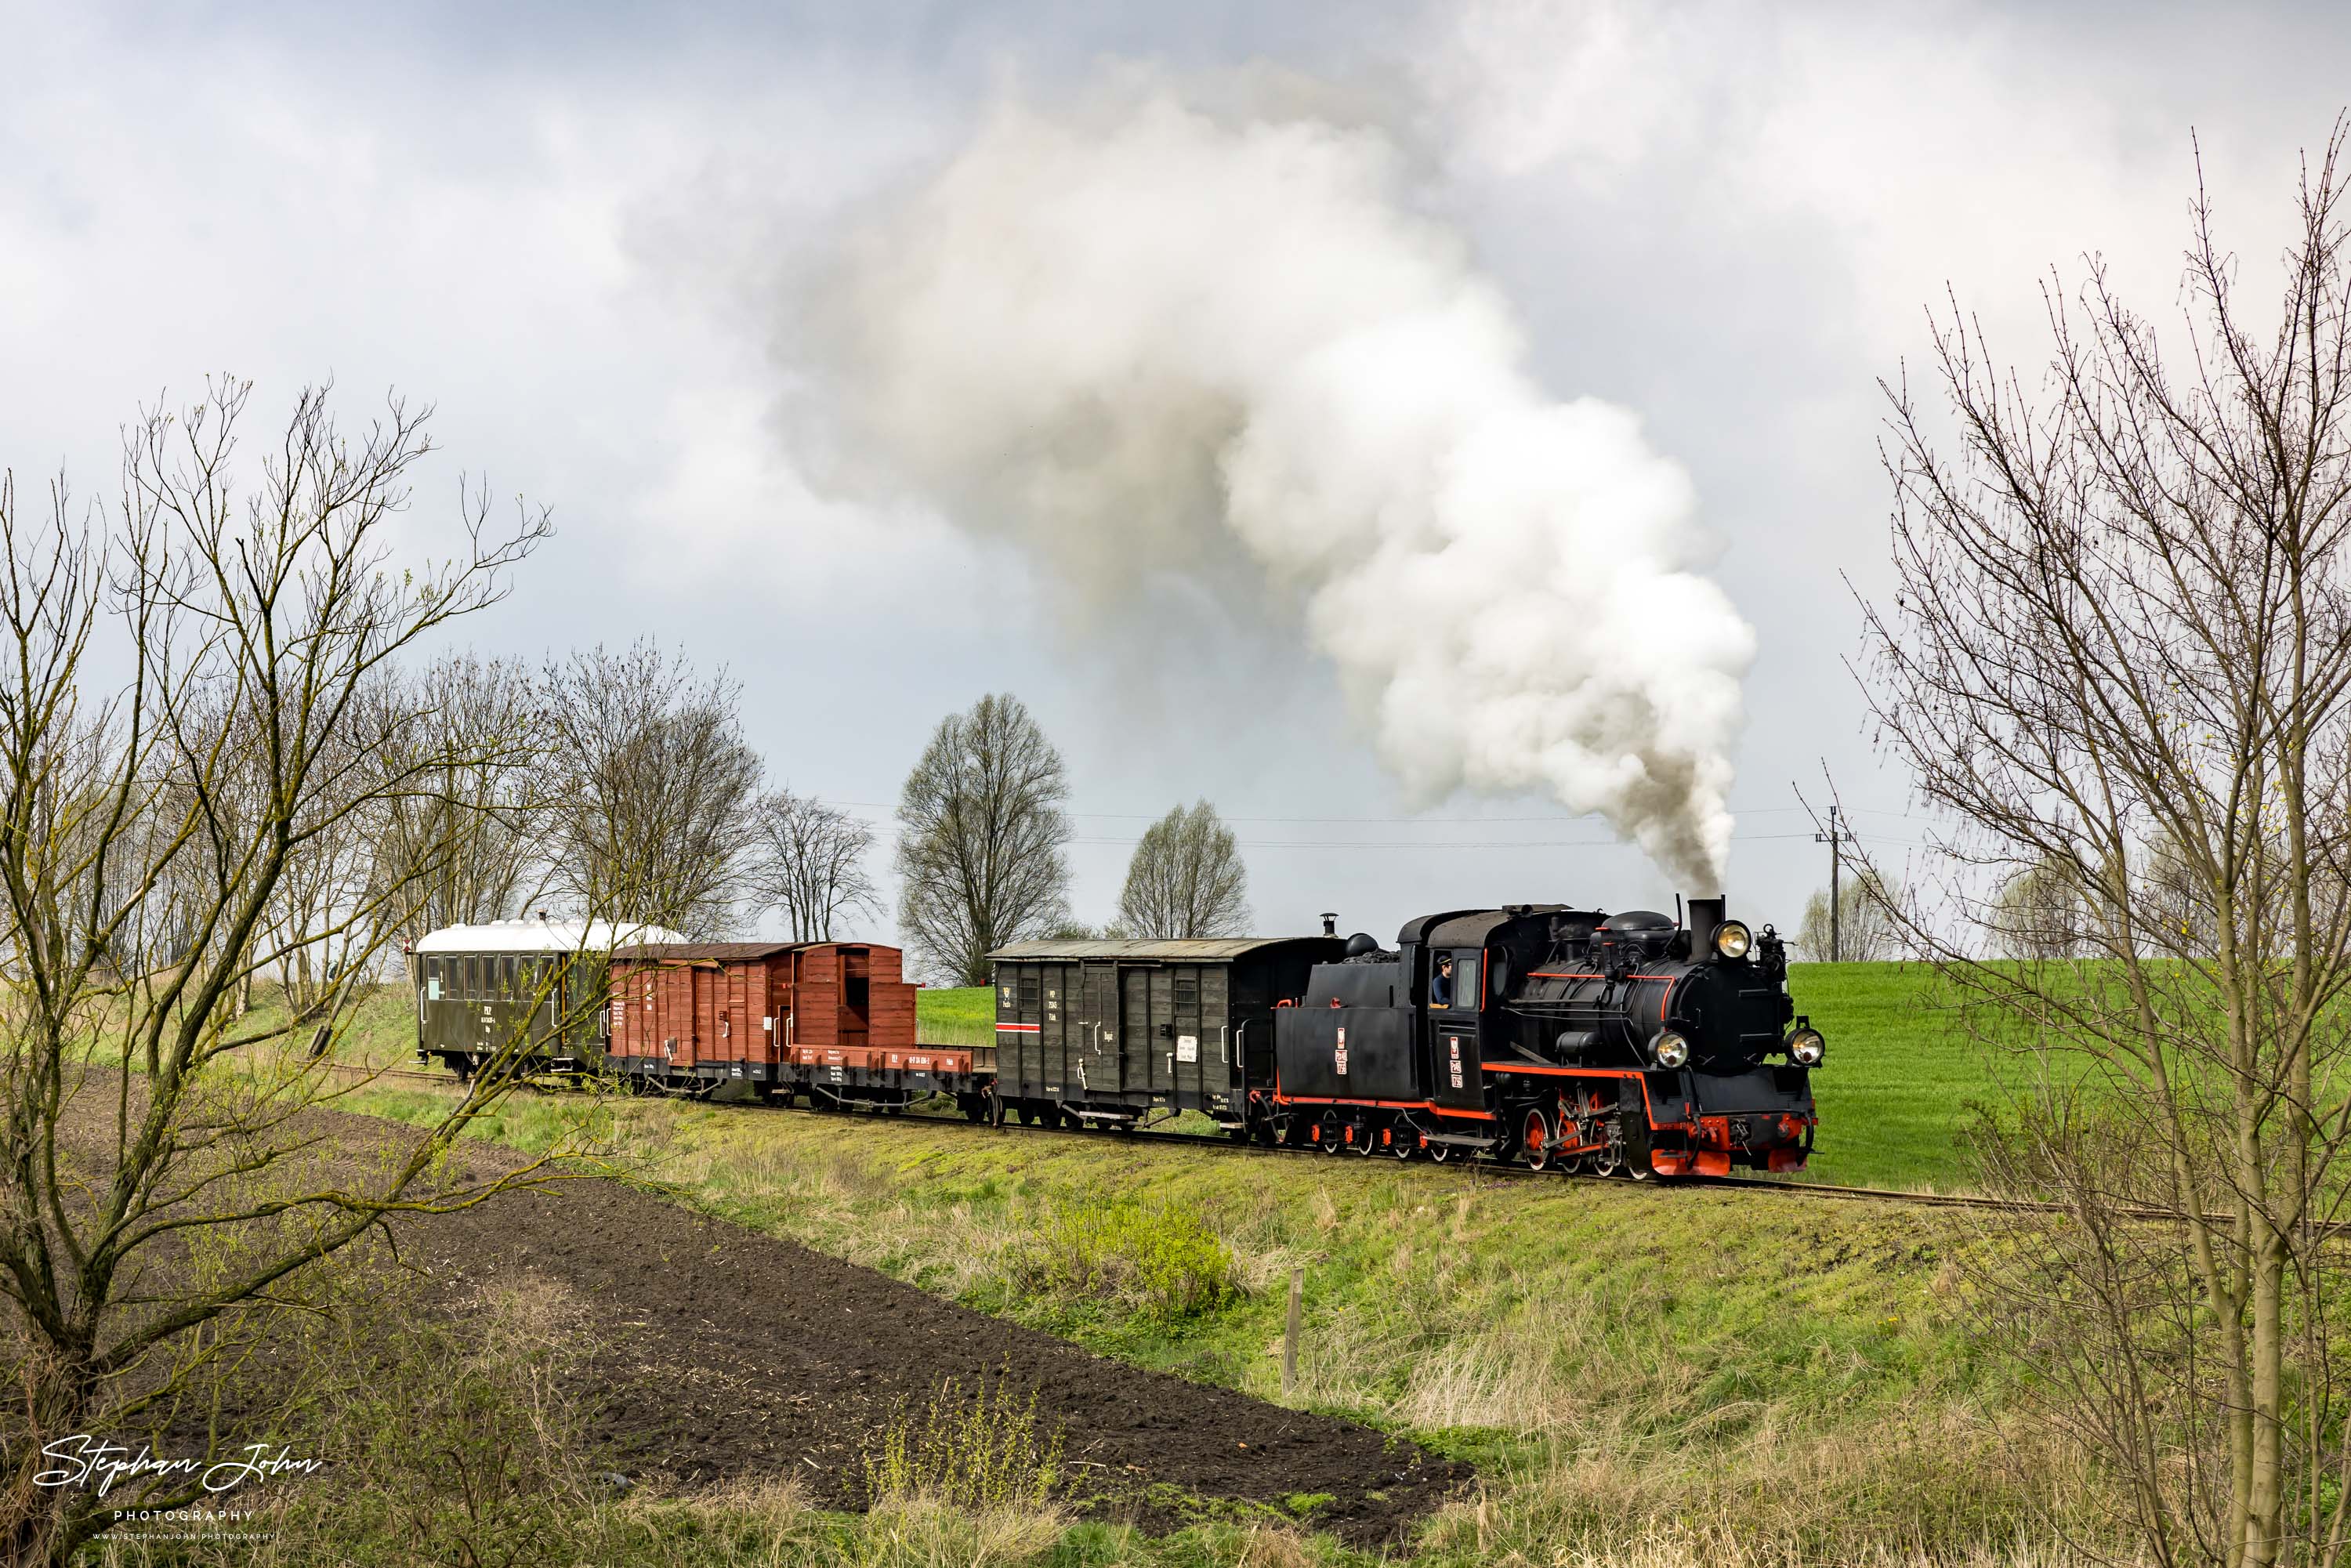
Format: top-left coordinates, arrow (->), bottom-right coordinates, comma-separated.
607,942 -> 969,1108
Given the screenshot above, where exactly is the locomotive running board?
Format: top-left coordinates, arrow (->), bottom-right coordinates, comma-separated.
1420,1131 -> 1504,1151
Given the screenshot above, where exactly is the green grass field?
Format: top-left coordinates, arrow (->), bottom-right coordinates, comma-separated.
914,982 -> 997,1049
1781,961 -> 2014,1190
922,963 -> 2002,1192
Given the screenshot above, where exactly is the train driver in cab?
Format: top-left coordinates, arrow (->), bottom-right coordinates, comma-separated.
1430,951 -> 1454,1009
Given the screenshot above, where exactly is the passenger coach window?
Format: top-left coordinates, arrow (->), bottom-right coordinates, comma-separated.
465,957 -> 481,998
424,958 -> 442,1001
500,956 -> 517,996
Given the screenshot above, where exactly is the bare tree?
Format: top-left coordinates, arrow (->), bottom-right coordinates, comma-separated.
1117,799 -> 1250,939
539,641 -> 762,938
367,651 -> 555,951
895,693 -> 1070,984
1793,871 -> 1896,962
747,788 -> 881,940
1990,853 -> 2091,960
1860,130 -> 2351,1566
0,380 -> 585,1564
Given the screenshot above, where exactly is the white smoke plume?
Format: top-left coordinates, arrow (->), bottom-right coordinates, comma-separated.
794,86 -> 1754,888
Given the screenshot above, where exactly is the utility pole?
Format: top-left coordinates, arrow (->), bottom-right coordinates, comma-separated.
1814,805 -> 1847,962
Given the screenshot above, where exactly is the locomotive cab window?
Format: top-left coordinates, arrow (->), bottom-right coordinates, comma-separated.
1431,951 -> 1479,1009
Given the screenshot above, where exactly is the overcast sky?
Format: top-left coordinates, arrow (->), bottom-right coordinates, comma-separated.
5,1 -> 2346,949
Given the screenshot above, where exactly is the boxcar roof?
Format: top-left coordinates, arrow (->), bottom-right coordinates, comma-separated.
415,918 -> 688,954
611,941 -> 880,962
988,937 -> 1336,962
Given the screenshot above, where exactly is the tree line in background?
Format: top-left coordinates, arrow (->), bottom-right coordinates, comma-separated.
119,630 -> 1259,990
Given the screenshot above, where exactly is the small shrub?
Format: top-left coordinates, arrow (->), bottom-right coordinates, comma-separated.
1010,1199 -> 1242,1324
860,1374 -> 1064,1511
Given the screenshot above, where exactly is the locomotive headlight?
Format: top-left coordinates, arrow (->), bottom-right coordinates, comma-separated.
1787,1028 -> 1826,1066
1654,1030 -> 1691,1069
1712,920 -> 1754,961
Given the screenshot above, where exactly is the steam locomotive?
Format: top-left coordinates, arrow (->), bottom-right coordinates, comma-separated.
1262,898 -> 1821,1175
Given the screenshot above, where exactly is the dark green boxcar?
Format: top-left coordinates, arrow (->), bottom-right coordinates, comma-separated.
986,937 -> 1343,1128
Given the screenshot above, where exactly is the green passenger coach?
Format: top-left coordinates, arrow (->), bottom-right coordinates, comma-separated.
409,917 -> 686,1077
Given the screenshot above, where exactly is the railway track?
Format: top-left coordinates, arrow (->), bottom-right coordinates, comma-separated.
320,1058 -> 2351,1238
310,1056 -> 2077,1216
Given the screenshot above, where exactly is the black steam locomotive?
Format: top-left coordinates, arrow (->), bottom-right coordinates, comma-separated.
987,897 -> 1822,1177
1265,898 -> 1821,1175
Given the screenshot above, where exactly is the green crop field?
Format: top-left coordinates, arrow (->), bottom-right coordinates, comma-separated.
915,983 -> 997,1049
1780,961 -> 2012,1190
923,964 -> 2006,1192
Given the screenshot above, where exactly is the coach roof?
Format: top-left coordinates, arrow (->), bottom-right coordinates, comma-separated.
987,937 -> 1339,962
414,918 -> 688,954
613,941 -> 882,962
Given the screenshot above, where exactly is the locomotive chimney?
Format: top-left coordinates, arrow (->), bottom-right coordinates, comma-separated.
1320,911 -> 1337,937
1686,896 -> 1726,958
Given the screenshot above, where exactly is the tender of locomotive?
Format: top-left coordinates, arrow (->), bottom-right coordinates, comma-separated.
1266,898 -> 1823,1175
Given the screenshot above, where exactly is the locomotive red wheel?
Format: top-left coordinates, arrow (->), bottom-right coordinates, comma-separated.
1520,1109 -> 1552,1172
1350,1123 -> 1375,1157
1389,1127 -> 1413,1161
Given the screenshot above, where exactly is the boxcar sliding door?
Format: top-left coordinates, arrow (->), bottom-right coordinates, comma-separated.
1079,962 -> 1120,1098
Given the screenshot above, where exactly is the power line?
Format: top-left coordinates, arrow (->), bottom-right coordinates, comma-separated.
853,828 -> 1926,851
831,800 -> 1932,827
